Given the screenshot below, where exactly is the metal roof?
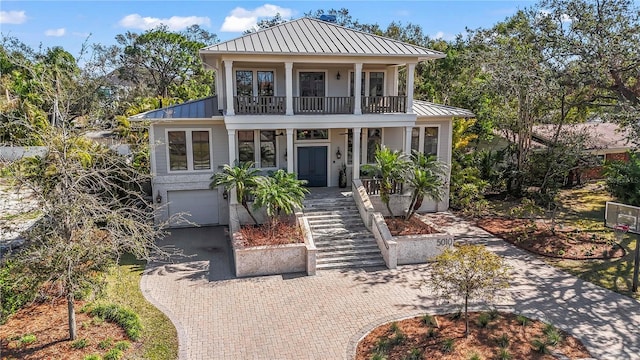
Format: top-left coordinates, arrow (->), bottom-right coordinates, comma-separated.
129,96 -> 220,120
413,100 -> 475,118
532,122 -> 631,151
201,17 -> 444,59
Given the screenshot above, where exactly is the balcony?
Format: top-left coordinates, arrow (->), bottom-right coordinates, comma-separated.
233,96 -> 406,115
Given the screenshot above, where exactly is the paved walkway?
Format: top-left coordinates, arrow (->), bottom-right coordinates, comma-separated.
141,214 -> 640,360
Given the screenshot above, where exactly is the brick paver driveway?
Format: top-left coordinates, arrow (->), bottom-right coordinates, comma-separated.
141,217 -> 640,360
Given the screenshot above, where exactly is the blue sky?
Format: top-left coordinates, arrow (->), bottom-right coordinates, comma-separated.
1,1 -> 536,56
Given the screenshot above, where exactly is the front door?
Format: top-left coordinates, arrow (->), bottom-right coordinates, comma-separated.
297,146 -> 327,187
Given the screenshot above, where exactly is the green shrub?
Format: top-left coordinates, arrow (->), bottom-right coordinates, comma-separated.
421,314 -> 437,327
488,308 -> 500,320
19,333 -> 37,346
114,341 -> 130,351
103,348 -> 124,360
371,352 -> 387,360
468,352 -> 482,360
71,338 -> 89,349
476,312 -> 491,328
531,338 -> 549,354
426,327 -> 438,338
90,304 -> 142,341
442,338 -> 455,353
390,330 -> 406,346
374,338 -> 390,354
404,348 -> 422,360
389,322 -> 399,333
545,329 -> 563,346
84,355 -> 102,360
495,333 -> 509,348
516,315 -> 530,327
496,348 -> 512,360
0,260 -> 40,324
98,338 -> 113,350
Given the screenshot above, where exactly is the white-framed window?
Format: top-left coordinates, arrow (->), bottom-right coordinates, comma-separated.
237,130 -> 279,168
298,71 -> 326,97
296,129 -> 329,140
365,128 -> 383,163
349,71 -> 385,96
410,126 -> 440,157
166,129 -> 212,172
235,69 -> 275,96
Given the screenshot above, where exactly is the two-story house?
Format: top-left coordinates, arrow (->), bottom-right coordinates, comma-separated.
132,17 -> 474,227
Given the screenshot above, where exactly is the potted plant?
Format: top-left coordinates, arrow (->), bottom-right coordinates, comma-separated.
338,163 -> 347,188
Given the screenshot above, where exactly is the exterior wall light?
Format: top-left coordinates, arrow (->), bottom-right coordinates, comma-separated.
336,71 -> 341,80
156,192 -> 162,204
336,147 -> 342,159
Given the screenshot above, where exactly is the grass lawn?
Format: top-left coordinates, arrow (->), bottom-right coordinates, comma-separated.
487,182 -> 640,300
100,254 -> 179,359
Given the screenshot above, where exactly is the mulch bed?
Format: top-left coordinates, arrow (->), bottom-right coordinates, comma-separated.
0,300 -> 131,360
385,216 -> 440,236
477,218 -> 625,260
356,312 -> 591,360
236,220 -> 303,247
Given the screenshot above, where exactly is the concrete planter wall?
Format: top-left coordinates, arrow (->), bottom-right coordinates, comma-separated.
229,207 -> 317,278
353,181 -> 455,269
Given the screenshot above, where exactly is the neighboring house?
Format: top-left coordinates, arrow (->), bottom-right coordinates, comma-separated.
531,121 -> 633,183
131,17 -> 474,227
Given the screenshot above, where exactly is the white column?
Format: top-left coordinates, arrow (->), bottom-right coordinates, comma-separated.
286,128 -> 294,173
215,60 -> 224,110
227,129 -> 237,204
354,63 -> 363,115
224,60 -> 235,116
406,63 -> 415,114
353,127 -> 361,180
404,126 -> 413,155
285,62 -> 294,115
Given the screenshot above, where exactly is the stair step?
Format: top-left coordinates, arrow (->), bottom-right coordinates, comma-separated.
317,252 -> 383,263
308,219 -> 364,227
316,258 -> 386,270
312,228 -> 370,236
316,247 -> 381,257
304,212 -> 361,219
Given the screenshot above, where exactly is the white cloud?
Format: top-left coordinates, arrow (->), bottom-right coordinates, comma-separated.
220,4 -> 294,32
45,28 -> 66,37
0,10 -> 27,24
539,9 -> 573,23
432,31 -> 456,41
118,14 -> 211,31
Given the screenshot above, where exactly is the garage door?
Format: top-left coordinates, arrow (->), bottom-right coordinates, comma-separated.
167,189 -> 218,227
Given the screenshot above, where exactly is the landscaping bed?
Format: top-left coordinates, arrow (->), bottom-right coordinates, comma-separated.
0,300 -> 131,360
385,216 -> 440,236
356,311 -> 591,360
234,220 -> 303,248
477,218 -> 625,259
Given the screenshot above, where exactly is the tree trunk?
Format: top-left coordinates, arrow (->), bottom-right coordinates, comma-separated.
464,294 -> 469,337
67,293 -> 77,340
241,201 -> 259,225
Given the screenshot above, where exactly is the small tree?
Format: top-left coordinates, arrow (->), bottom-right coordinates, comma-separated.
210,162 -> 260,225
362,146 -> 411,217
430,244 -> 511,337
7,130 -> 168,340
405,151 -> 446,220
252,170 -> 308,232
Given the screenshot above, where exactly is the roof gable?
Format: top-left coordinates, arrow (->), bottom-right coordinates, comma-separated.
201,17 -> 444,59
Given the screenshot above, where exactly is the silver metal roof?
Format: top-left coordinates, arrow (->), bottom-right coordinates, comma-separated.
130,96 -> 220,120
413,100 -> 475,118
201,17 -> 444,59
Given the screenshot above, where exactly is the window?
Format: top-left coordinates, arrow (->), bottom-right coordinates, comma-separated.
260,130 -> 276,167
411,126 -> 439,157
168,131 -> 187,171
366,128 -> 382,163
369,72 -> 384,97
167,130 -> 211,172
238,130 -> 255,164
236,70 -> 275,97
349,71 -> 385,97
238,130 -> 278,168
296,129 -> 328,140
299,72 -> 325,97
236,70 -> 253,96
257,71 -> 274,96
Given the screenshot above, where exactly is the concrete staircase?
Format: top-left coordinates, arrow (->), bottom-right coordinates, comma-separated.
303,193 -> 385,270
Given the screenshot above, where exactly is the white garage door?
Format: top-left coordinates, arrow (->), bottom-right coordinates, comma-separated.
167,189 -> 218,227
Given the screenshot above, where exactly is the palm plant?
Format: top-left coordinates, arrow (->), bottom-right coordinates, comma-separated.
210,161 -> 260,225
405,151 -> 446,220
362,146 -> 411,217
252,170 -> 308,230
